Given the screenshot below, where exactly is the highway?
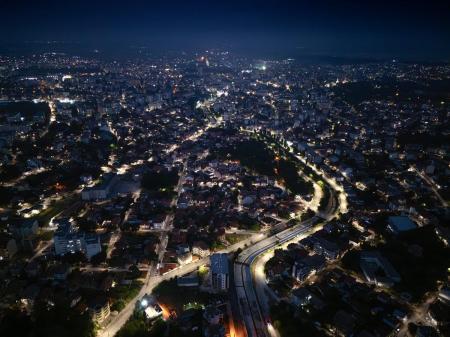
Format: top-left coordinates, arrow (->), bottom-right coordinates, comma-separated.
234,156 -> 344,337
99,125 -> 346,337
255,189 -> 338,335
98,230 -> 268,337
234,218 -> 318,337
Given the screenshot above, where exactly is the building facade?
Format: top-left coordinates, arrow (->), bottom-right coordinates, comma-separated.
210,253 -> 229,291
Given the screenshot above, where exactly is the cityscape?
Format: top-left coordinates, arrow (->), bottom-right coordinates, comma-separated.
0,1 -> 449,337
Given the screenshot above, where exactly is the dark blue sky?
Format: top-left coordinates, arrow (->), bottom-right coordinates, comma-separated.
1,0 -> 449,59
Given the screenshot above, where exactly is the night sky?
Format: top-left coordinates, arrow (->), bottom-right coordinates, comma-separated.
1,0 -> 449,59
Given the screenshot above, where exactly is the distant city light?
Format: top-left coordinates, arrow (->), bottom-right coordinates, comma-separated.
57,98 -> 76,104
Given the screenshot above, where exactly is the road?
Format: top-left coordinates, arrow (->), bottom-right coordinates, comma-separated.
411,166 -> 448,208
233,134 -> 345,337
100,186 -> 340,337
235,217 -> 318,337
98,160 -> 183,337
99,123 -> 345,337
98,231 -> 267,337
397,289 -> 440,337
252,189 -> 338,336
29,199 -> 84,262
234,186 -> 339,337
106,231 -> 121,260
28,239 -> 53,262
98,119 -> 227,337
243,127 -> 347,215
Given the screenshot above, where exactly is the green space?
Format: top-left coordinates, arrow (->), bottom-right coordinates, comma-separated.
116,312 -> 204,337
141,169 -> 179,192
0,101 -> 50,122
267,277 -> 295,298
38,162 -> 103,191
115,278 -> 223,337
235,214 -> 261,231
116,314 -> 166,337
342,226 -> 450,302
110,281 -> 143,312
0,302 -> 95,337
217,138 -> 313,196
198,265 -> 209,278
257,131 -> 323,183
33,195 -> 78,226
300,209 -> 316,222
225,233 -> 250,245
0,164 -> 22,182
333,79 -> 450,106
210,241 -> 226,251
270,302 -> 325,337
152,278 -> 222,313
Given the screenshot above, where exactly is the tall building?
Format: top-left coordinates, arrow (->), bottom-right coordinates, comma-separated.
54,221 -> 84,256
54,221 -> 101,260
84,234 -> 102,259
210,253 -> 229,291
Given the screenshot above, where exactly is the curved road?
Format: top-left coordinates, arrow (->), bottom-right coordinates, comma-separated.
234,157 -> 346,337
98,126 -> 346,337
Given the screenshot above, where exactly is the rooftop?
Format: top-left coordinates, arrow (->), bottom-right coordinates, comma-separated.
388,216 -> 417,233
210,253 -> 229,274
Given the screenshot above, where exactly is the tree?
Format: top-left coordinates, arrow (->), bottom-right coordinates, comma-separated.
141,169 -> 179,191
0,308 -> 33,337
62,251 -> 87,264
128,265 -> 141,279
76,217 -> 97,232
111,300 -> 126,312
0,164 -> 22,181
146,251 -> 158,262
0,302 -> 95,337
0,186 -> 15,206
116,315 -> 148,337
90,251 -> 107,265
300,209 -> 316,221
33,301 -> 95,337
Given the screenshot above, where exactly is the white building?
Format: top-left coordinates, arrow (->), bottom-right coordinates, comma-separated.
54,222 -> 84,256
192,241 -> 211,258
53,221 -> 101,260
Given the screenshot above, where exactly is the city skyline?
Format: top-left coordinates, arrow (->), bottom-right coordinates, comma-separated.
1,1 -> 450,60
0,2 -> 449,337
